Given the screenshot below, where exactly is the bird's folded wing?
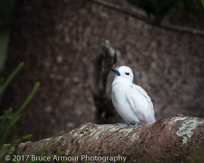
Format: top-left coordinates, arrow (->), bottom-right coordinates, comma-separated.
129,85 -> 154,115
123,84 -> 155,124
124,85 -> 145,121
134,85 -> 153,109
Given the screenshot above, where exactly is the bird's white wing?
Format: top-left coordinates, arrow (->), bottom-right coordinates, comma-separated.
125,84 -> 155,124
134,85 -> 153,110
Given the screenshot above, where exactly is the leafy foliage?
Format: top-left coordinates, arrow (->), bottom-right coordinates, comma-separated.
0,63 -> 65,162
0,63 -> 40,162
127,0 -> 204,22
0,62 -> 24,102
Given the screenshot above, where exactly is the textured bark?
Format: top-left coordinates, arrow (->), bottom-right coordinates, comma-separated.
18,115 -> 204,163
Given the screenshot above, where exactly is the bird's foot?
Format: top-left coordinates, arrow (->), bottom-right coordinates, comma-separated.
115,122 -> 129,126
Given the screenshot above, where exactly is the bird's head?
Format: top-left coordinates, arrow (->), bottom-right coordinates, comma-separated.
111,66 -> 134,83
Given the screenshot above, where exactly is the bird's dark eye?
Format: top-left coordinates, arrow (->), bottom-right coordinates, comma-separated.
125,72 -> 129,75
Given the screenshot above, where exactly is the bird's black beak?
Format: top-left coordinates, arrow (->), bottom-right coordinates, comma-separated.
111,68 -> 120,76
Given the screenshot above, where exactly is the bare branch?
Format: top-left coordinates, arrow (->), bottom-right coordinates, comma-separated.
18,115 -> 204,163
91,40 -> 120,124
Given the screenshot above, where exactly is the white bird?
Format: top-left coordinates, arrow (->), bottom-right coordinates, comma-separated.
111,66 -> 155,126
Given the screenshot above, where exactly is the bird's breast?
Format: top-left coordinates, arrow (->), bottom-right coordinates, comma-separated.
112,83 -> 133,111
111,84 -> 139,124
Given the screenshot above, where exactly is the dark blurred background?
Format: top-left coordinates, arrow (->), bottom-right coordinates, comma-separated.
0,0 -> 204,141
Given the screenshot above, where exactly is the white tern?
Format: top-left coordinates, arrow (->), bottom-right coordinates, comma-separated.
111,66 -> 155,126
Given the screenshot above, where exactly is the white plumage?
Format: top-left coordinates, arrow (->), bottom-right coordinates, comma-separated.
111,66 -> 155,125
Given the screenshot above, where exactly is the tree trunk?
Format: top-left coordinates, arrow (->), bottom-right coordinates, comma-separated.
91,40 -> 123,124
18,115 -> 204,163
